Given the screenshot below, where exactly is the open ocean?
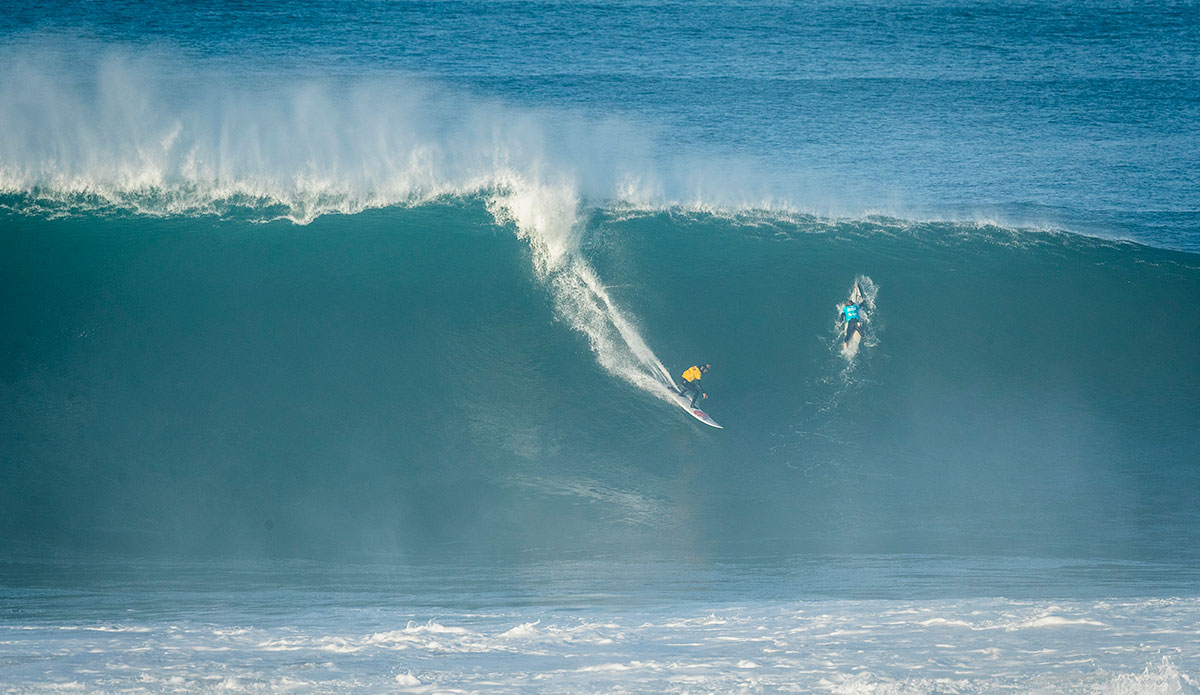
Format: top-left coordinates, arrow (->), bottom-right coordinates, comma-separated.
2,1 -> 1199,692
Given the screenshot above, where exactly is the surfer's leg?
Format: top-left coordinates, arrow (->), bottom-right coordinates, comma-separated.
681,381 -> 699,404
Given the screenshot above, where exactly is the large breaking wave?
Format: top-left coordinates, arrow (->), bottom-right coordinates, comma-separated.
2,40 -> 1199,564
0,39 -> 798,409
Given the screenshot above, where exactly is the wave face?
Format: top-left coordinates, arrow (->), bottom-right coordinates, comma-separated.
3,200 -> 1198,564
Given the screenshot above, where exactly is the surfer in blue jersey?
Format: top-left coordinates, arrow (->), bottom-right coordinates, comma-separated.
840,285 -> 865,350
678,364 -> 710,408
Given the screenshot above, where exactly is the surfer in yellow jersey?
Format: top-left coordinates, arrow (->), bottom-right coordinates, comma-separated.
677,364 -> 710,408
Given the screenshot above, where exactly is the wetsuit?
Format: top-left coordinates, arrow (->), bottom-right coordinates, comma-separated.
841,303 -> 862,343
678,365 -> 706,408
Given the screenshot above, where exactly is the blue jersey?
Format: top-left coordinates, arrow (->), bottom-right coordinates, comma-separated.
842,304 -> 860,322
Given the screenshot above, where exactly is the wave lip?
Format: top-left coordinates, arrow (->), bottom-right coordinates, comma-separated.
0,38 -> 671,224
7,37 -> 1193,253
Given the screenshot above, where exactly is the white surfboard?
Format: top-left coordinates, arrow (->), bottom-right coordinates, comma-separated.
667,387 -> 723,429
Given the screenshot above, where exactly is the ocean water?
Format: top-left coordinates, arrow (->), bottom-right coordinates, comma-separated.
3,1 -> 1200,693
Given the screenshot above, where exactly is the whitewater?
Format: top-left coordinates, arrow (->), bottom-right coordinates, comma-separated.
6,572 -> 1200,694
3,1 -> 1200,693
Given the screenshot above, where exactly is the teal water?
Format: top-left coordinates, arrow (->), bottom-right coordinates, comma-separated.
3,202 -> 1198,565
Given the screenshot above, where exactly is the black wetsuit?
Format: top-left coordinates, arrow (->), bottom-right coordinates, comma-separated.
679,379 -> 704,407
844,317 -> 862,343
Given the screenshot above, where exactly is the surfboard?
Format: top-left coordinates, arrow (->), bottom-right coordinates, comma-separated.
668,387 -> 723,429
